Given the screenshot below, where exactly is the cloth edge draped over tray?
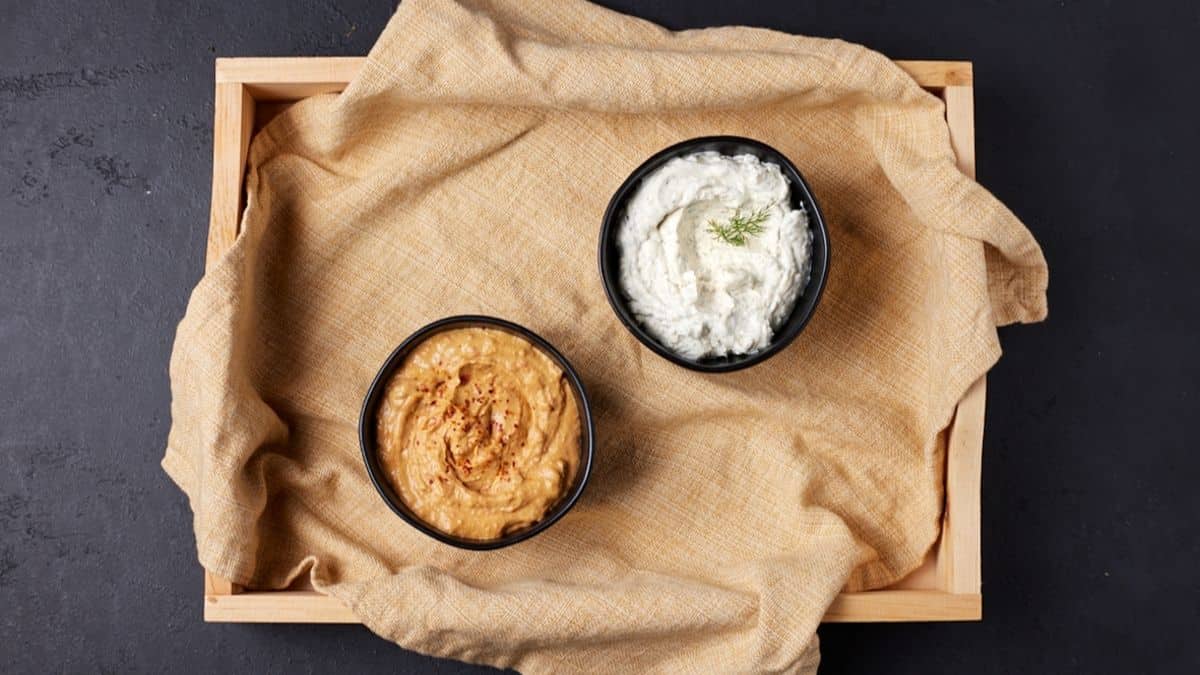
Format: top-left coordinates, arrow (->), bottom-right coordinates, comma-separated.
164,1 -> 1047,672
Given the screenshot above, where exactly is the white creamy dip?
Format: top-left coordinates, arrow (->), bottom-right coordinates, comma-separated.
617,151 -> 812,359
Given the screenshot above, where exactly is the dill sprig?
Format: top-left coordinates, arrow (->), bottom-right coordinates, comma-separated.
706,205 -> 771,246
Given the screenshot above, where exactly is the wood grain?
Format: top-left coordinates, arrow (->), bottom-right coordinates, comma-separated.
200,57 -> 984,623
204,81 -> 254,270
204,570 -> 240,596
216,57 -> 363,100
824,591 -> 982,622
938,376 -> 986,596
204,587 -> 982,624
213,57 -> 972,100
897,60 -> 973,87
935,85 -> 983,604
206,590 -> 357,623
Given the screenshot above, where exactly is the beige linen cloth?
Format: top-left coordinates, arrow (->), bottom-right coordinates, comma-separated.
164,0 -> 1048,671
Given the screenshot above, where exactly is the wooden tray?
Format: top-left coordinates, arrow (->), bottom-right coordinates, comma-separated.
201,57 -> 985,624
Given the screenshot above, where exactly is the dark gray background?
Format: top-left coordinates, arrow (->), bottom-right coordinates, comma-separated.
2,0 -> 1196,672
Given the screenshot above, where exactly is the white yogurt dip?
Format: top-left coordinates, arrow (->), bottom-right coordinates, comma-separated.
617,151 -> 812,360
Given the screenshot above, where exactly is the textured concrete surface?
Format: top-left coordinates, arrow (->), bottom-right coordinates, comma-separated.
1,1 -> 1196,672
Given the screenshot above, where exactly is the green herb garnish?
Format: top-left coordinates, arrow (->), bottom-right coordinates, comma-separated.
706,205 -> 771,246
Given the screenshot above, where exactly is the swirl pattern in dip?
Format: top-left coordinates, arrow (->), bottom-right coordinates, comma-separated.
617,151 -> 812,359
375,327 -> 581,540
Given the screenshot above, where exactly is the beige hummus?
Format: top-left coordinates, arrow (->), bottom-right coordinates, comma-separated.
376,327 -> 581,540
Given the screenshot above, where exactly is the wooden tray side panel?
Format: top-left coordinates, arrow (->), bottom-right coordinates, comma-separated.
205,82 -> 254,270
200,58 -> 983,624
938,84 -> 983,602
206,590 -> 357,623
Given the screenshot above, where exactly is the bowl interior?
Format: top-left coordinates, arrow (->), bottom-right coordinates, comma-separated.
599,136 -> 830,372
358,315 -> 595,550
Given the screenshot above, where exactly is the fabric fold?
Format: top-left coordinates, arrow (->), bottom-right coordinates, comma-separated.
165,0 -> 1047,672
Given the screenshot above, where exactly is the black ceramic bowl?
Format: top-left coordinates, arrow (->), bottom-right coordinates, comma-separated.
358,315 -> 595,550
598,136 -> 831,372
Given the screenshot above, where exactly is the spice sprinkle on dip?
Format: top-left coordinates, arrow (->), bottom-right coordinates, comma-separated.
375,327 -> 582,540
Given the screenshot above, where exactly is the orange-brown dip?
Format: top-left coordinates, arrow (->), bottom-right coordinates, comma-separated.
375,327 -> 581,539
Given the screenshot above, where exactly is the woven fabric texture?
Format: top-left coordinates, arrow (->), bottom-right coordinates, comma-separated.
164,1 -> 1048,671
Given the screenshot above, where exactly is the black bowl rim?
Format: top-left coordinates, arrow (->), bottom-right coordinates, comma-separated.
598,135 -> 831,373
358,315 -> 596,551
